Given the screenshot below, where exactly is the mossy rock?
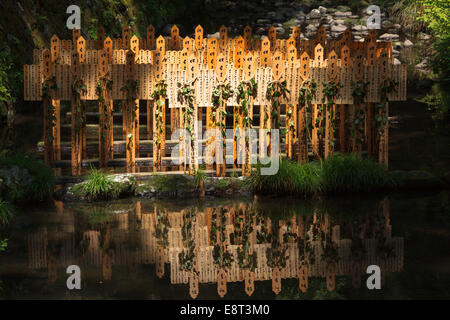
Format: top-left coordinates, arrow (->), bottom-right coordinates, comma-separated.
135,174 -> 197,198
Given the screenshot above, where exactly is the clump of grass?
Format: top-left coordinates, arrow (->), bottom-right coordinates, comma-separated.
250,154 -> 393,197
73,168 -> 121,201
0,199 -> 14,226
321,153 -> 393,194
0,153 -> 55,203
250,158 -> 322,197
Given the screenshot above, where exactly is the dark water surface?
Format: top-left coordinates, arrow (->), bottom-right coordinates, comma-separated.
0,192 -> 449,300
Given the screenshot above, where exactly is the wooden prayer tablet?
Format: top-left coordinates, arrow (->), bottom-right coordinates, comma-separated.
219,25 -> 228,50
195,25 -> 204,51
216,53 -> 227,82
300,51 -> 310,80
327,50 -> 339,82
130,35 -> 139,55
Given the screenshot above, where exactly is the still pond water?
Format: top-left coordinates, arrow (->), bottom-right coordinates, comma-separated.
0,191 -> 449,300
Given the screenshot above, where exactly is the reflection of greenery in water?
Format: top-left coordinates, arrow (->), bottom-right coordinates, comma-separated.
277,278 -> 347,300
0,191 -> 449,299
86,207 -> 115,228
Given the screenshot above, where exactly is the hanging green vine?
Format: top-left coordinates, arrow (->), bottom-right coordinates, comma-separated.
298,79 -> 318,158
350,80 -> 368,152
42,76 -> 60,145
237,78 -> 257,132
322,81 -> 342,152
212,83 -> 234,148
152,80 -> 168,169
236,78 -> 257,173
120,79 -> 139,142
96,77 -> 114,143
266,80 -> 290,133
71,78 -> 87,136
177,81 -> 196,172
376,78 -> 398,143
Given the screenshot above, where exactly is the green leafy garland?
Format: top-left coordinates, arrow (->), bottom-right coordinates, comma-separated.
120,79 -> 139,141
151,80 -> 168,169
96,77 -> 114,143
266,80 -> 290,132
376,78 -> 398,142
322,81 -> 342,153
71,77 -> 87,148
177,81 -> 196,173
42,76 -> 60,146
237,79 -> 257,174
212,83 -> 234,148
298,79 -> 318,158
350,80 -> 368,153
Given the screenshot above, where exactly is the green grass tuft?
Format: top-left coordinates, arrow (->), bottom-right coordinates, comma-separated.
73,168 -> 121,201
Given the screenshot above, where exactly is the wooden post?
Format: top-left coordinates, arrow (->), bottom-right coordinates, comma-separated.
98,48 -> 113,168
378,48 -> 390,168
50,35 -> 61,162
325,50 -> 339,159
124,50 -> 137,173
42,49 -> 57,165
70,50 -> 83,175
298,52 -> 310,163
366,32 -> 377,158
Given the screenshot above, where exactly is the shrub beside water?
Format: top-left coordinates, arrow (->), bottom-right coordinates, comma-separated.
0,154 -> 55,203
251,154 -> 393,197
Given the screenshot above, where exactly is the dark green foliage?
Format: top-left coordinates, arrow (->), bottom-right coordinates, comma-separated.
321,153 -> 393,194
0,198 -> 14,226
251,154 -> 393,197
0,154 -> 55,203
73,168 -> 121,201
250,158 -> 322,197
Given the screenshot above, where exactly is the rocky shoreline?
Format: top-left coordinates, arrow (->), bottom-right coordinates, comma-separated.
51,169 -> 450,202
